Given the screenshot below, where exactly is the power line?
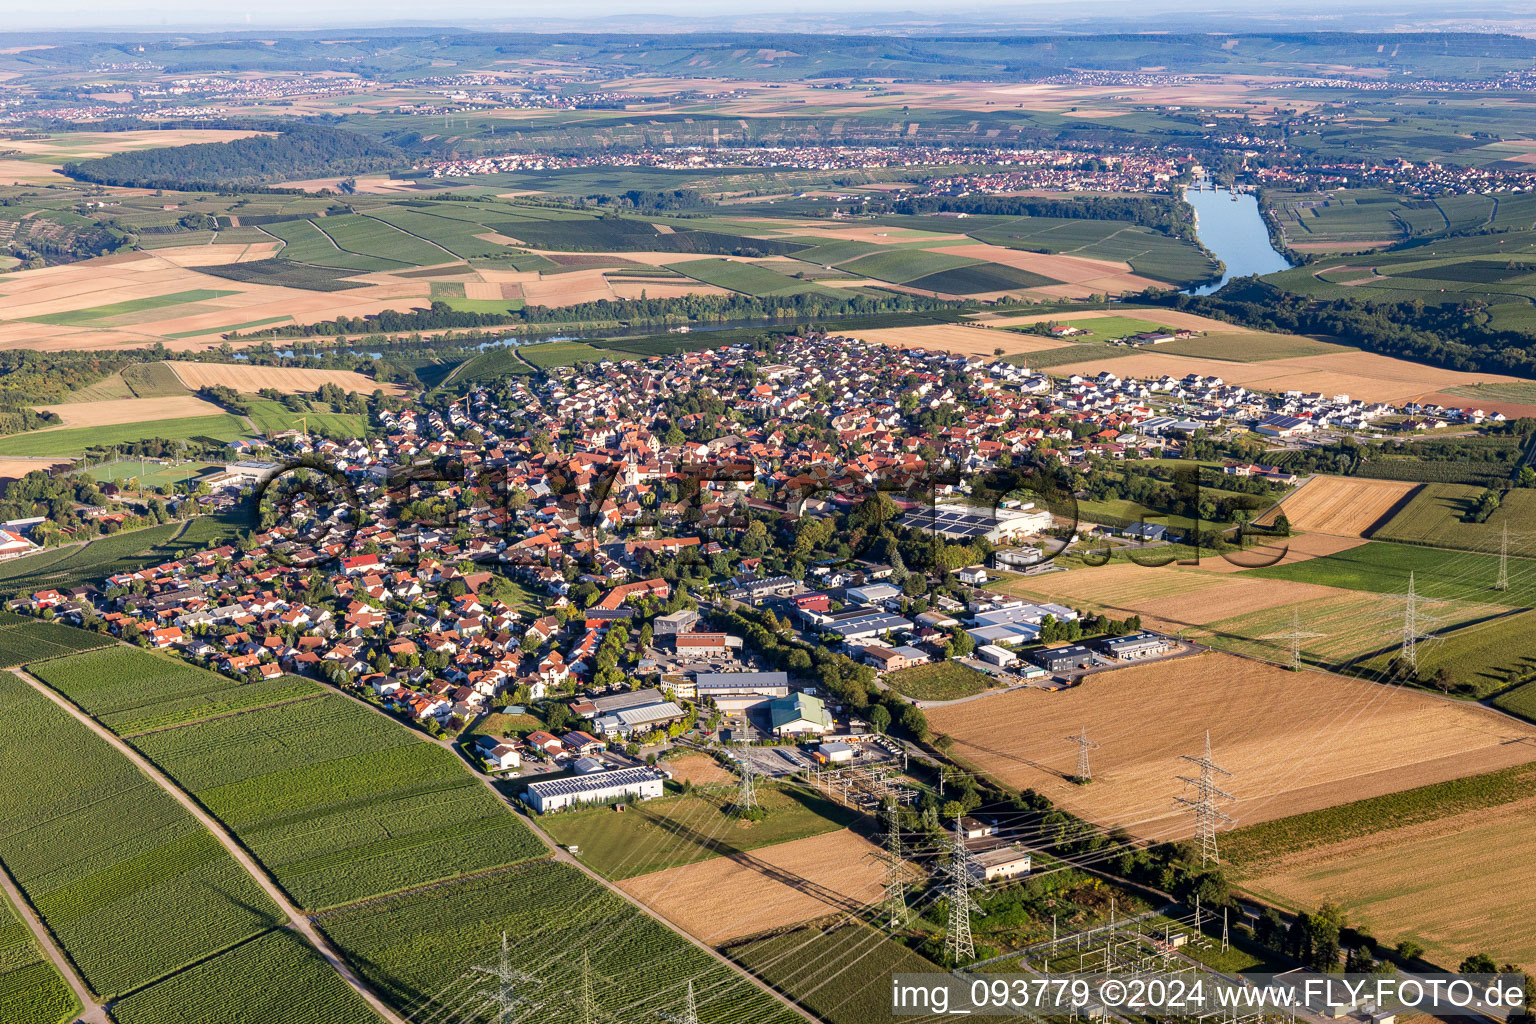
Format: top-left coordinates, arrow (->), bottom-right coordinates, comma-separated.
943,814 -> 985,964
736,756 -> 757,813
474,931 -> 541,1024
1067,726 -> 1100,782
1496,522 -> 1510,592
875,804 -> 908,930
1174,731 -> 1236,866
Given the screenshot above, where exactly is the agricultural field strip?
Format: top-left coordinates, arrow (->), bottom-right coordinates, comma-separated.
0,858 -> 87,1024
10,668 -> 408,1024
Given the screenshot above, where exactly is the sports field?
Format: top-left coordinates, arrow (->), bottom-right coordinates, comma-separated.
926,652 -> 1536,841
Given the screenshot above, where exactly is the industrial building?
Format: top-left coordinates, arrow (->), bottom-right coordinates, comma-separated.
522,766 -> 665,813
694,671 -> 791,712
767,692 -> 834,736
1095,632 -> 1175,662
969,846 -> 1033,883
901,502 -> 1053,543
1030,644 -> 1098,673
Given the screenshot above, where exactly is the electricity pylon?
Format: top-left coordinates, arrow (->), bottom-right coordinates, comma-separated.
660,980 -> 699,1024
943,815 -> 985,964
1066,726 -> 1099,781
736,757 -> 757,812
1495,523 -> 1510,592
1175,732 -> 1236,866
474,931 -> 541,1024
1387,571 -> 1440,676
575,950 -> 600,1024
873,805 -> 908,930
1259,607 -> 1326,671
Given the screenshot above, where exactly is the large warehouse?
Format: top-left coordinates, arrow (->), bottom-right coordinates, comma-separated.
902,502 -> 1054,544
522,766 -> 665,813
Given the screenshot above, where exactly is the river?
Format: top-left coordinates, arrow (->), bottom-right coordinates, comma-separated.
1182,183 -> 1293,295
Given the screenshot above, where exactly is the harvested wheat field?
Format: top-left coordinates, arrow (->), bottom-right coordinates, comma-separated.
0,457 -> 72,490
167,362 -> 404,395
927,652 -> 1536,842
988,563 -> 1341,632
1235,795 -> 1536,971
1255,476 -> 1418,537
33,394 -> 228,428
1044,349 -> 1518,405
619,829 -> 896,945
663,752 -> 736,787
851,323 -> 1072,358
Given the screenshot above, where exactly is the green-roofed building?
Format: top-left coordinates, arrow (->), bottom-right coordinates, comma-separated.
767,692 -> 834,737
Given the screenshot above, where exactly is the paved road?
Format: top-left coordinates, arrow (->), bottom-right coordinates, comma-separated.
12,668 -> 409,1024
0,859 -> 110,1024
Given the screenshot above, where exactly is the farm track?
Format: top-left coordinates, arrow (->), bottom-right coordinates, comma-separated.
0,858 -> 107,1023
10,667 -> 409,1024
308,680 -> 822,1024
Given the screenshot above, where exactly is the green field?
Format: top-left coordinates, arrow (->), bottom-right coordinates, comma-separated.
442,297 -> 526,314
0,886 -> 77,1024
838,247 -> 980,284
125,693 -> 546,909
1248,540 -> 1536,607
1443,380 -> 1536,406
884,660 -> 992,701
319,861 -> 802,1024
1222,760 -> 1536,867
110,928 -> 381,1024
908,262 -> 1057,293
317,214 -> 458,268
0,619 -> 113,667
30,645 -> 326,733
245,400 -> 369,438
20,289 -> 237,326
1493,677 -> 1536,722
2,414 -> 248,456
538,782 -> 858,880
519,341 -> 608,368
666,257 -> 840,297
82,458 -> 218,489
965,216 -> 1219,285
1013,315 -> 1178,340
1153,332 -> 1349,362
0,672 -> 280,998
726,921 -> 947,1024
1374,484 -> 1536,552
0,522 -> 192,597
447,346 -> 534,383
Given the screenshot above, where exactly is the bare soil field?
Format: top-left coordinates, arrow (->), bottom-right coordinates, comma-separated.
618,828 -> 894,945
520,269 -> 617,305
1236,796 -> 1536,971
4,129 -> 271,160
1254,476 -> 1418,537
33,394 -> 228,428
1044,349 -> 1518,405
0,457 -> 72,490
0,249 -> 435,352
166,362 -> 403,396
1416,390 -> 1536,421
989,563 -> 1343,632
851,323 -> 1072,358
662,752 -> 736,787
927,652 -> 1536,841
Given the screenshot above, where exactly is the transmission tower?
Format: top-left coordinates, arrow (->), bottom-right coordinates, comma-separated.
876,805 -> 908,930
660,980 -> 699,1024
1067,726 -> 1100,781
474,931 -> 541,1024
1259,607 -> 1326,671
575,950 -> 600,1024
943,815 -> 985,964
1496,522 -> 1510,593
1387,571 -> 1440,675
736,757 -> 757,812
1175,732 -> 1236,866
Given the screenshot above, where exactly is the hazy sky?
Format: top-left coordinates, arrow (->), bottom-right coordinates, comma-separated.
4,0 -> 1525,32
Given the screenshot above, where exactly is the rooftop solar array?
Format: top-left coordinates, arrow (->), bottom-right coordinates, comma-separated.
901,507 -> 999,538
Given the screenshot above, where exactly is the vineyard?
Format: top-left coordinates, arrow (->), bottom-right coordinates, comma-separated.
0,888 -> 77,1024
110,929 -> 381,1024
27,645 -> 322,733
0,618 -> 112,667
725,920 -> 957,1024
319,862 -> 802,1024
128,693 -> 546,909
0,672 -> 280,998
1374,484 -> 1536,552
